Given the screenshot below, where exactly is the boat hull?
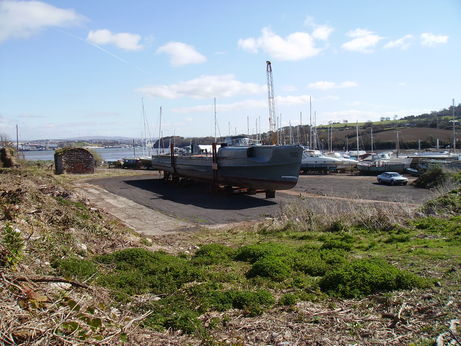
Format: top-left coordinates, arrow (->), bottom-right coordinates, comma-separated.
152,145 -> 303,190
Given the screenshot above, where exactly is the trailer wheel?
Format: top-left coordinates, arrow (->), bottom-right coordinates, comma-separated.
265,190 -> 275,199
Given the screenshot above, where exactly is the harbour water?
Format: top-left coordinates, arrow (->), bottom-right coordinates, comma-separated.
22,147 -> 167,161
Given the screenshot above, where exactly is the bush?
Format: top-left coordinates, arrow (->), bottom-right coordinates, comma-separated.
53,257 -> 98,281
246,256 -> 292,281
414,167 -> 450,189
319,258 -> 430,298
234,242 -> 293,263
422,187 -> 461,215
291,252 -> 329,276
293,248 -> 347,276
192,243 -> 235,265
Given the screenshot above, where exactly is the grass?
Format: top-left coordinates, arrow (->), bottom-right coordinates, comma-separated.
1,164 -> 460,343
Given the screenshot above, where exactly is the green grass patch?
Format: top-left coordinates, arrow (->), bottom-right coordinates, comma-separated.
319,258 -> 431,298
53,257 -> 98,281
96,248 -> 201,296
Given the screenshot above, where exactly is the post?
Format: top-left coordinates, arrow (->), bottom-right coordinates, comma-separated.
133,139 -> 136,158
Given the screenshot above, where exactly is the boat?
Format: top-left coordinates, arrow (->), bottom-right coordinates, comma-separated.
324,152 -> 358,170
151,137 -> 303,198
300,149 -> 342,173
357,152 -> 411,174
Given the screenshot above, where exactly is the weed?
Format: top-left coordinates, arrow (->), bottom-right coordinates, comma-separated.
319,258 -> 431,298
0,223 -> 24,268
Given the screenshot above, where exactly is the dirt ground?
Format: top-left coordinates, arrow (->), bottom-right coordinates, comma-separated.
76,171 -> 434,235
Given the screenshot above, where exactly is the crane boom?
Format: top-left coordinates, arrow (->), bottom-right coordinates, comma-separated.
266,61 -> 276,133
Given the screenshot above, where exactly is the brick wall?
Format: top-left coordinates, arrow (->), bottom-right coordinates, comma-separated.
54,148 -> 95,174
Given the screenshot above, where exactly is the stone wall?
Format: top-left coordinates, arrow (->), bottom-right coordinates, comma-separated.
54,148 -> 95,174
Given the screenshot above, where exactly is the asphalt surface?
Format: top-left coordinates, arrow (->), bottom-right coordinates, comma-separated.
88,172 -> 433,225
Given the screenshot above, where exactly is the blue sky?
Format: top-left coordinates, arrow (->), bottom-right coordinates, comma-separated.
0,0 -> 460,140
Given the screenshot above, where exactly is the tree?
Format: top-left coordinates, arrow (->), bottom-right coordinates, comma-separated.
0,133 -> 12,148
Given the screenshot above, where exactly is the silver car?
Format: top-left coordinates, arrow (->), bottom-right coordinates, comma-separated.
377,172 -> 408,185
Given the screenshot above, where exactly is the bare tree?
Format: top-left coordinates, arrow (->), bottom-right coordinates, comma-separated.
0,133 -> 13,147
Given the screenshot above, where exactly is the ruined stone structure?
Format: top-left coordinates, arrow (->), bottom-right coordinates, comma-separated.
54,148 -> 95,174
0,147 -> 17,168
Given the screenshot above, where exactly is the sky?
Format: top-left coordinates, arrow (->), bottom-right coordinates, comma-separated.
0,0 -> 460,140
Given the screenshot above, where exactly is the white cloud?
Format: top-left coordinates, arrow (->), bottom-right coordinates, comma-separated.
342,28 -> 383,53
312,25 -> 334,41
87,29 -> 143,51
156,42 -> 206,66
0,0 -> 85,43
238,27 -> 322,61
308,81 -> 358,90
304,17 -> 334,40
172,94 -> 313,113
138,74 -> 266,99
420,33 -> 448,47
383,34 -> 413,50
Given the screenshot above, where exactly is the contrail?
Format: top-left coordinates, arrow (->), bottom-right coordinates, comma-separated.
54,28 -> 146,73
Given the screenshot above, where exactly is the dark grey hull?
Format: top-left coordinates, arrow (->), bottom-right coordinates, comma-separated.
152,145 -> 303,190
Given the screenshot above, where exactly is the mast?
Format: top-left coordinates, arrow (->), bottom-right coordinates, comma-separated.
266,61 -> 277,134
370,126 -> 374,152
214,97 -> 217,143
452,98 -> 456,152
158,106 -> 162,156
309,97 -> 312,148
396,130 -> 400,157
299,111 -> 302,145
356,121 -> 359,155
247,115 -> 250,136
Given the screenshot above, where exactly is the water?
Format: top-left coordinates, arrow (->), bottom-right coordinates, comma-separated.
22,147 -> 168,161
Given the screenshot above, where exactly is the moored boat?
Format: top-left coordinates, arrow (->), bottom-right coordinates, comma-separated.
151,138 -> 303,197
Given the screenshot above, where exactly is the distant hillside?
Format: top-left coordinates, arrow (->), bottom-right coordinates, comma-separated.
152,104 -> 460,151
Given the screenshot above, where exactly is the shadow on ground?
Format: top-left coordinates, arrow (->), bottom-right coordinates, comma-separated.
123,177 -> 277,210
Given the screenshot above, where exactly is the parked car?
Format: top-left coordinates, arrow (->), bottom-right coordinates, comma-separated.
377,172 -> 408,185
